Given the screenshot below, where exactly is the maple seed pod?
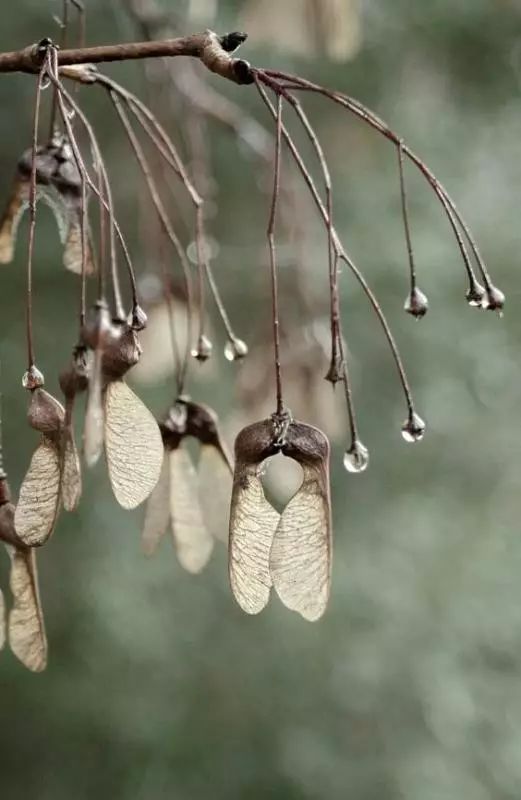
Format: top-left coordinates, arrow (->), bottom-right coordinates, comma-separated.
22,365 -> 45,391
401,410 -> 426,443
6,545 -> 48,672
229,417 -> 332,621
27,388 -> 65,435
0,499 -> 26,548
130,303 -> 148,332
466,280 -> 486,308
224,337 -> 248,362
191,334 -> 213,362
404,286 -> 429,318
484,284 -> 505,313
81,300 -> 112,350
102,323 -> 142,380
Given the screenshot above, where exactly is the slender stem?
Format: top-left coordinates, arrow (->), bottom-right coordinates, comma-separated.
108,88 -> 194,392
262,69 -> 488,292
25,55 -> 49,370
258,80 -> 284,416
397,140 -> 417,293
270,79 -> 361,444
195,207 -> 207,349
47,59 -> 136,318
256,75 -> 416,417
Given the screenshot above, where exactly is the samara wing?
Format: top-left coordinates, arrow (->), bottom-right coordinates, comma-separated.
142,450 -> 170,556
198,443 -> 233,544
229,420 -> 280,615
270,422 -> 332,622
104,380 -> 163,509
169,445 -> 213,573
0,587 -> 5,652
7,545 -> 47,672
61,428 -> 82,512
14,437 -> 61,547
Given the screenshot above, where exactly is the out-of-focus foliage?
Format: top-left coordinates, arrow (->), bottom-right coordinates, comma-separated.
1,1 -> 521,798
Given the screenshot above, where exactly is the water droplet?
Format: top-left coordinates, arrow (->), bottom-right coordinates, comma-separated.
484,284 -> 505,315
130,303 -> 147,331
404,286 -> 429,318
224,337 -> 248,361
401,411 -> 426,443
22,365 -> 44,390
343,440 -> 369,473
466,281 -> 486,308
191,335 -> 213,362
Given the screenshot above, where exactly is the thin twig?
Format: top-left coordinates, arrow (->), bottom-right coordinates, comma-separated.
25,54 -> 50,370
255,75 -> 417,417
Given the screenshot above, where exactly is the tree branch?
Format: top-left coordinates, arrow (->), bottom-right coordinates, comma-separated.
0,30 -> 254,84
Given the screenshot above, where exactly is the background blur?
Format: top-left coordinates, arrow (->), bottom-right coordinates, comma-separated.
2,1 -> 521,798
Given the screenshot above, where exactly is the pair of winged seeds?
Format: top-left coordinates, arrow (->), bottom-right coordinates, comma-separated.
143,398 -> 233,573
229,416 -> 332,622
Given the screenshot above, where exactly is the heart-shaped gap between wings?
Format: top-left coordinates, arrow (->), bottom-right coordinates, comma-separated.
229,415 -> 332,622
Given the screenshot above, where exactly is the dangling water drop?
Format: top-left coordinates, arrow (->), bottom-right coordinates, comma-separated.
404,286 -> 429,318
224,337 -> 248,362
191,334 -> 213,362
401,411 -> 426,443
465,281 -> 486,308
22,365 -> 44,390
130,303 -> 147,331
484,284 -> 505,315
343,440 -> 369,473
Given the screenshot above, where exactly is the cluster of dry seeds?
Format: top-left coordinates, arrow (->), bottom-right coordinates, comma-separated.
0,19 -> 505,670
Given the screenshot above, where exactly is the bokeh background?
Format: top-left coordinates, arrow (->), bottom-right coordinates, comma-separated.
2,1 -> 521,798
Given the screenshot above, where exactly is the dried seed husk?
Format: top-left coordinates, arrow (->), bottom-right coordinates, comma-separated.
270,421 -> 332,622
104,380 -> 163,509
14,436 -> 61,547
7,544 -> 47,672
169,445 -> 213,573
229,418 -> 281,615
141,451 -> 170,556
27,388 -> 65,436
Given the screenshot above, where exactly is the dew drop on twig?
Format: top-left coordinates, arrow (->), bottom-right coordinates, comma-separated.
401,411 -> 426,443
22,365 -> 44,391
404,286 -> 429,319
343,440 -> 369,473
224,337 -> 248,362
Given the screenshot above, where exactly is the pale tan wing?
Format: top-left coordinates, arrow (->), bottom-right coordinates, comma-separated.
0,178 -> 29,263
198,444 -> 233,544
104,380 -> 163,510
84,347 -> 104,467
0,586 -> 5,652
61,428 -> 82,512
142,450 -> 170,556
62,216 -> 95,276
270,424 -> 332,622
229,463 -> 279,615
7,546 -> 47,672
169,446 -> 214,573
14,437 -> 61,547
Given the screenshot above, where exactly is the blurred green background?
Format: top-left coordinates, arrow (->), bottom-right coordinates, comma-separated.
2,1 -> 521,798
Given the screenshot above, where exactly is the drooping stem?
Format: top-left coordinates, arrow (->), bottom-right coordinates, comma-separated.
98,74 -> 242,344
257,80 -> 284,416
397,140 -> 417,295
25,55 -> 49,371
108,88 -> 194,392
263,69 -> 490,297
47,56 -> 137,318
268,79 -> 362,446
255,74 -> 417,418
